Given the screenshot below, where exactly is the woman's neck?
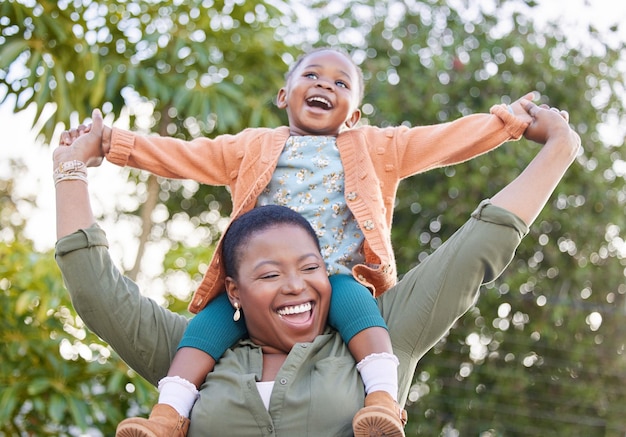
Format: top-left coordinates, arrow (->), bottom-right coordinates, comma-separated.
261,352 -> 288,382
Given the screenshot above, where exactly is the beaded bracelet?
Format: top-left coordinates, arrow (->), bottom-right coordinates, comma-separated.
54,160 -> 88,185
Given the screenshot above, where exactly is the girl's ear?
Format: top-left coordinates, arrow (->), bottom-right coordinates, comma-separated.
344,109 -> 361,128
276,87 -> 288,109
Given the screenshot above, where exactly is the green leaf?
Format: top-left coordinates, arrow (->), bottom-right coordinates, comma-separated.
48,393 -> 68,423
0,39 -> 28,68
106,370 -> 125,393
0,386 -> 18,422
27,377 -> 52,396
67,396 -> 89,430
53,64 -> 71,122
90,71 -> 107,107
214,81 -> 244,101
15,290 -> 38,315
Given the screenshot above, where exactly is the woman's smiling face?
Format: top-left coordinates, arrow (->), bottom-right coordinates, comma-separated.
225,224 -> 331,354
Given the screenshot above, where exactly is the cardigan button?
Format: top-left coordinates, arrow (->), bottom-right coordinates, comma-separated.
346,192 -> 357,201
279,378 -> 288,385
363,220 -> 375,231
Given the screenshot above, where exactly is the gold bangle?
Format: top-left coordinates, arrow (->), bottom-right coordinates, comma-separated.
54,173 -> 88,185
54,160 -> 86,175
53,160 -> 88,185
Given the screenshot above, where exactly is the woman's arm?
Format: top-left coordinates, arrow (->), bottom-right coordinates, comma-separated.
490,101 -> 580,225
383,103 -> 579,405
54,110 -> 188,384
54,110 -> 105,239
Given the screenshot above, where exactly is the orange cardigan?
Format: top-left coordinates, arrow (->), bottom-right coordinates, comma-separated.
106,104 -> 527,313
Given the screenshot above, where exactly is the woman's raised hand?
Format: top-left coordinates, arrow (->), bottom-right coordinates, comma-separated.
54,109 -> 105,169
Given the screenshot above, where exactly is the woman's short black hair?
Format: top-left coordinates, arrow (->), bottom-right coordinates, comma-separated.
222,205 -> 321,279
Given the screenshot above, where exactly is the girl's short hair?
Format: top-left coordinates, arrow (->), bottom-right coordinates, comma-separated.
222,205 -> 321,279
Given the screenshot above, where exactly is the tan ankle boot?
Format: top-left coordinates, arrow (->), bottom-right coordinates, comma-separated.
352,391 -> 408,437
116,404 -> 190,437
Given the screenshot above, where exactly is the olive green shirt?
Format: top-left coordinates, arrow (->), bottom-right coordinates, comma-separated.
55,201 -> 527,436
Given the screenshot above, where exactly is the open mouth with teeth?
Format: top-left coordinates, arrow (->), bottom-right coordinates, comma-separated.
277,301 -> 314,324
307,96 -> 333,110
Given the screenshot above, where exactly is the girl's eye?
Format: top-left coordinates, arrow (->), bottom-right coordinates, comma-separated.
304,72 -> 317,79
336,80 -> 348,88
303,264 -> 320,272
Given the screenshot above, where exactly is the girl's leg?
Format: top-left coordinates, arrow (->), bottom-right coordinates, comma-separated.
328,275 -> 406,437
157,292 -> 248,412
172,291 -> 248,386
116,292 -> 247,437
329,274 -> 397,396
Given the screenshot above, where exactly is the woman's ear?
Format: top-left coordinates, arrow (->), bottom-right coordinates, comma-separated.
225,276 -> 240,307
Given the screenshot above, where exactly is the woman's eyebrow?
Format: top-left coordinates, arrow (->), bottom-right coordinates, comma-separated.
252,253 -> 321,270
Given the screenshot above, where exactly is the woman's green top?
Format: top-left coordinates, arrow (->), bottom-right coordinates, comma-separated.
55,200 -> 527,436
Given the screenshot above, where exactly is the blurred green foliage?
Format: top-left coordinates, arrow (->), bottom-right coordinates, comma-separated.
1,173 -> 156,436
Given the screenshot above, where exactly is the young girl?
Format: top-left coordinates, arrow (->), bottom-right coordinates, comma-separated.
63,47 -> 533,437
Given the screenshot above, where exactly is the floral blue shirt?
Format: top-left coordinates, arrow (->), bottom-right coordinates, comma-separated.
256,136 -> 364,275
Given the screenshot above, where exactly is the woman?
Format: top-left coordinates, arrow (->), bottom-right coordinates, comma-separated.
54,100 -> 579,436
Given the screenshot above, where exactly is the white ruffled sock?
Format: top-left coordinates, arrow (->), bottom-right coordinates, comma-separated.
157,376 -> 200,418
356,352 -> 399,402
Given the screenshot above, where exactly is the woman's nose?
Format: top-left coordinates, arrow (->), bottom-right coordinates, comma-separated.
282,273 -> 306,294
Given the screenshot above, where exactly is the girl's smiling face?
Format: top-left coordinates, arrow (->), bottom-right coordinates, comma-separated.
277,49 -> 362,137
225,224 -> 331,354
